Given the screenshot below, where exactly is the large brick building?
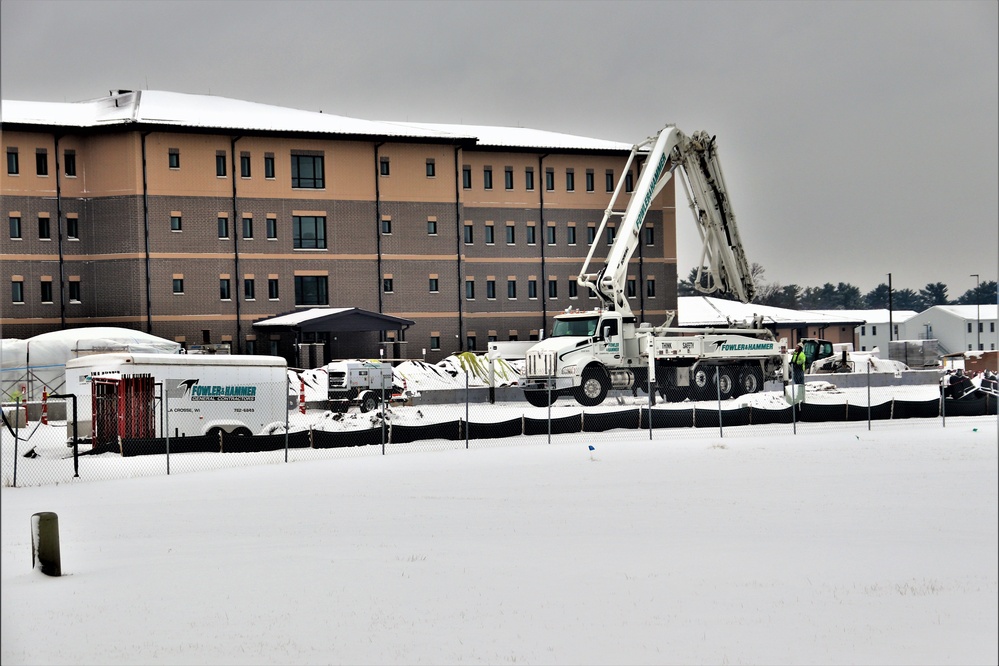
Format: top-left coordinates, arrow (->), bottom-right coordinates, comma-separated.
1,90 -> 678,364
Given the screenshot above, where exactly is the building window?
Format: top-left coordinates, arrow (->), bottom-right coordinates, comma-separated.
587,225 -> 596,244
525,167 -> 535,191
220,279 -> 231,300
36,150 -> 48,176
426,159 -> 436,178
567,226 -> 577,245
7,148 -> 18,175
466,335 -> 477,351
66,218 -> 78,239
506,225 -> 515,244
872,325 -> 878,335
295,275 -> 328,305
507,280 -> 517,299
566,169 -> 575,192
485,225 -> 495,244
585,169 -> 594,192
169,149 -> 180,169
218,217 -> 229,239
568,280 -> 578,298
546,225 -> 556,245
483,166 -> 493,190
646,278 -> 656,298
38,217 -> 50,240
430,335 -> 440,351
465,279 -> 475,300
242,217 -> 253,239
606,170 -> 614,192
427,218 -> 438,235
462,165 -> 472,189
40,281 -> 53,303
625,172 -> 634,192
548,280 -> 558,299
12,280 -> 24,303
216,152 -> 227,177
526,225 -> 536,245
626,279 -> 637,299
293,215 -> 327,249
545,168 -> 555,191
381,218 -> 392,235
173,278 -> 184,294
486,280 -> 496,300
240,153 -> 251,178
268,278 -> 279,300
860,326 -> 866,336
463,224 -> 473,244
645,226 -> 654,245
382,278 -> 394,293
171,215 -> 182,232
245,340 -> 256,354
505,167 -> 514,190
607,226 -> 616,245
266,218 -> 277,239
528,280 -> 537,299
68,281 -> 81,303
264,154 -> 275,179
380,157 -> 390,176
429,277 -> 439,293
9,215 -> 22,239
64,151 -> 76,177
291,154 -> 324,189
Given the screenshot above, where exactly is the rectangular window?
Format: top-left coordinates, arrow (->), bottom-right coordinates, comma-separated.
606,226 -> 616,245
266,218 -> 277,239
506,225 -> 515,244
606,170 -> 614,192
264,154 -> 275,179
216,152 -> 227,177
293,215 -> 327,249
525,167 -> 535,191
268,278 -> 279,300
548,280 -> 558,299
242,217 -> 253,239
40,281 -> 53,303
646,278 -> 656,298
427,218 -> 438,235
485,225 -> 495,244
546,225 -> 556,245
545,168 -> 554,191
173,278 -> 184,294
462,165 -> 472,189
505,167 -> 514,190
568,280 -> 578,298
526,225 -> 536,245
381,218 -> 392,234
585,169 -> 594,192
430,335 -> 440,351
528,280 -> 537,299
294,275 -> 328,305
383,278 -> 394,293
244,279 -> 256,300
380,157 -> 390,176
36,150 -> 48,176
466,335 -> 477,352
567,226 -> 577,245
507,280 -> 517,299
860,326 -> 866,336
872,325 -> 878,335
69,281 -> 81,302
169,149 -> 180,169
218,217 -> 229,239
240,153 -> 251,178
220,278 -> 231,300
426,159 -> 436,178
291,154 -> 325,189
587,225 -> 596,244
64,151 -> 76,177
625,172 -> 634,192
9,215 -> 21,239
171,215 -> 182,232
463,224 -> 473,244
38,217 -> 50,240
566,169 -> 575,192
7,149 -> 19,175
12,280 -> 24,303
66,218 -> 78,239
483,166 -> 493,190
465,279 -> 475,300
644,226 -> 654,245
486,280 -> 496,299
627,279 -> 637,298
429,277 -> 439,293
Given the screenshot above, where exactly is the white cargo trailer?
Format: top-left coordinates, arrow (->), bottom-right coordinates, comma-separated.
65,353 -> 289,439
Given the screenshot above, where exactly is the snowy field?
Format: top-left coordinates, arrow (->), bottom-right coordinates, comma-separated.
2,415 -> 997,666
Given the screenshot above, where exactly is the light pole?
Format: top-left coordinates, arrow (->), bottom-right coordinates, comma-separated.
970,274 -> 980,351
887,273 -> 893,342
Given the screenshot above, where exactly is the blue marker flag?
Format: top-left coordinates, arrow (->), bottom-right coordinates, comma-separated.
588,445 -> 595,451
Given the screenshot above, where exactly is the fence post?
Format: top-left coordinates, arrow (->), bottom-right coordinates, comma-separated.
284,374 -> 290,463
31,512 -> 61,577
41,390 -> 49,425
465,367 -> 470,450
867,360 -> 872,431
716,366 -> 723,438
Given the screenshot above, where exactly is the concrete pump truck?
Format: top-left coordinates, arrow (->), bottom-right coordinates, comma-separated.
522,126 -> 807,407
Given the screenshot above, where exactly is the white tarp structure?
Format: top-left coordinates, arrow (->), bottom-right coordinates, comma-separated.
1,328 -> 180,401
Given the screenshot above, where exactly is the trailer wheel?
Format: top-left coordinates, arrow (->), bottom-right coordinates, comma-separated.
524,389 -> 558,407
233,427 -> 252,437
737,367 -> 763,395
576,367 -> 609,407
690,366 -> 713,400
716,367 -> 737,400
359,391 -> 379,413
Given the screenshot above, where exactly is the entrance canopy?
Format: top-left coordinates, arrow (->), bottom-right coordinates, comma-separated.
252,308 -> 414,335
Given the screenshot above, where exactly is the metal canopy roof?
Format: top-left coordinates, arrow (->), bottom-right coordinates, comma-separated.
252,308 -> 414,334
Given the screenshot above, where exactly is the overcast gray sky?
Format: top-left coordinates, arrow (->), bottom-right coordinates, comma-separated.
2,0 -> 996,297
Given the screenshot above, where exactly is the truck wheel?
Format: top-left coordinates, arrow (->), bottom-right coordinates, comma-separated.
575,368 -> 609,407
690,367 -> 713,401
716,367 -> 737,400
737,367 -> 763,395
524,389 -> 558,407
359,391 -> 379,413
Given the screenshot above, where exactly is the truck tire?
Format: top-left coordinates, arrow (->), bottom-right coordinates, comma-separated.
359,391 -> 379,413
716,367 -> 737,400
737,367 -> 763,396
690,366 -> 713,401
576,368 -> 609,407
524,389 -> 558,407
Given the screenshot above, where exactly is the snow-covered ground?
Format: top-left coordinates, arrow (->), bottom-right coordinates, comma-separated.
2,414 -> 997,665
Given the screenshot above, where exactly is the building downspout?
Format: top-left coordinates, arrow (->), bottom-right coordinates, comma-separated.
53,134 -> 66,329
231,136 -> 242,353
374,143 -> 384,321
454,146 -> 464,351
538,154 -> 548,331
140,132 -> 153,333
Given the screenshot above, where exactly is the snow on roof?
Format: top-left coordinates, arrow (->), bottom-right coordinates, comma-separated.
677,297 -> 867,327
811,309 -> 919,323
927,304 -> 998,320
2,91 -> 629,150
253,308 -> 354,327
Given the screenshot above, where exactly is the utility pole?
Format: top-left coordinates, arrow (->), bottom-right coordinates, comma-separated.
970,274 -> 980,351
887,273 -> 893,342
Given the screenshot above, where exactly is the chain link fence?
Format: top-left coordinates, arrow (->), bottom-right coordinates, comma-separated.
3,366 -> 996,488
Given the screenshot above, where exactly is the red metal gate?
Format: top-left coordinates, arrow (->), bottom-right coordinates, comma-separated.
92,374 -> 156,445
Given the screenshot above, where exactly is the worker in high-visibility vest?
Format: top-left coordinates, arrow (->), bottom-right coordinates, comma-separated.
791,343 -> 806,384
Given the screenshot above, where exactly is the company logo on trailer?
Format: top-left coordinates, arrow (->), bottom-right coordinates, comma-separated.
178,379 -> 257,401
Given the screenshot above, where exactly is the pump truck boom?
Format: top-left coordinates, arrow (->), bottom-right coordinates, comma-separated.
522,126 -> 797,407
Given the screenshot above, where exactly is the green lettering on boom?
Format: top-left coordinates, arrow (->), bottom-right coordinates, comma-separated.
635,151 -> 668,231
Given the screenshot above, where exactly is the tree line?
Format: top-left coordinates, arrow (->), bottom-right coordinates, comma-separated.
678,264 -> 998,311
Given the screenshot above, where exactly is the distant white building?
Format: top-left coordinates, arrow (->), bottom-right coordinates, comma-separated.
900,305 -> 999,355
812,309 -> 919,353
